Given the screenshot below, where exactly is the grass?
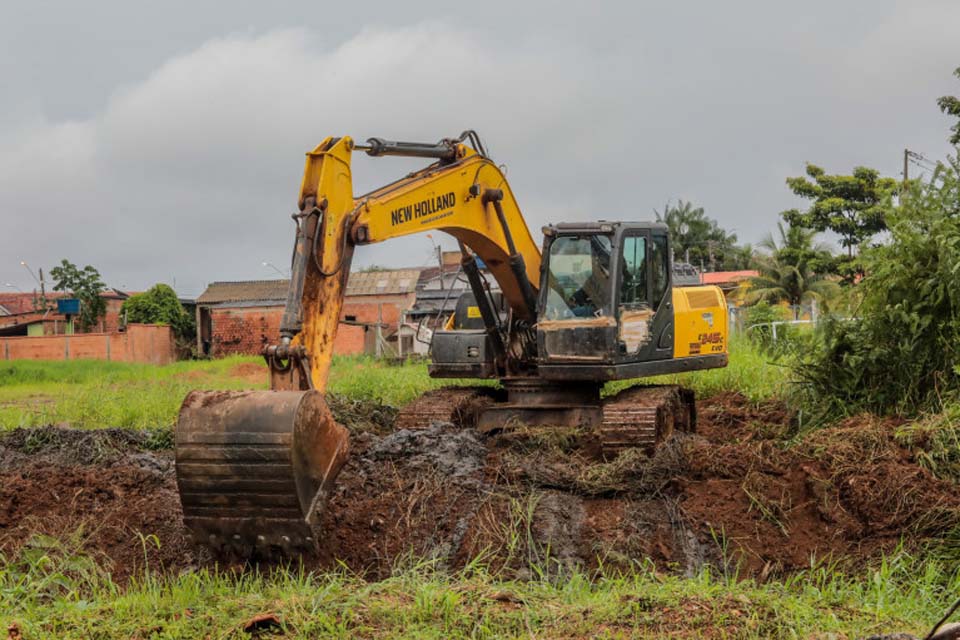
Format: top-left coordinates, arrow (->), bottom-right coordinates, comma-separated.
1,535 -> 956,639
13,343 -> 956,638
0,355 -> 489,433
0,356 -> 263,432
0,337 -> 787,434
608,336 -> 789,403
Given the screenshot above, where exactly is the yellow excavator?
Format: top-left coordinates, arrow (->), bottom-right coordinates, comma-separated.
175,131 -> 729,556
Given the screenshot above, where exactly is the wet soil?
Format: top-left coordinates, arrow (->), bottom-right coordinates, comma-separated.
1,390 -> 957,582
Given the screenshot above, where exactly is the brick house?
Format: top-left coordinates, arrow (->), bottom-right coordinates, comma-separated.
195,269 -> 422,357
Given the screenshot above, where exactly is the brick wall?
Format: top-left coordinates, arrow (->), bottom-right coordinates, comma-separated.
207,293 -> 415,357
209,306 -> 282,356
1,324 -> 176,364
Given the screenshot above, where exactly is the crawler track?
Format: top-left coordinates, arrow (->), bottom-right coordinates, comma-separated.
394,387 -> 499,431
599,385 -> 696,457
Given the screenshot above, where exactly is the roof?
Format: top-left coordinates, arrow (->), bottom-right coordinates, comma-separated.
0,293 -> 41,315
196,280 -> 288,305
197,269 -> 423,305
0,311 -> 48,330
345,269 -> 421,296
700,270 -> 758,285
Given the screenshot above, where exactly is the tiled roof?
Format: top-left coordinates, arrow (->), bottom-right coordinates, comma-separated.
700,270 -> 758,285
197,269 -> 423,305
345,269 -> 421,296
196,280 -> 289,304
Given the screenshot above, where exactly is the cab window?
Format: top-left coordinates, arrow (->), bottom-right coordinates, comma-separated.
619,236 -> 648,309
543,234 -> 613,319
650,235 -> 669,306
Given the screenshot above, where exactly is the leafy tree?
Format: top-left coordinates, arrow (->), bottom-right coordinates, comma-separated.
50,260 -> 106,332
748,222 -> 838,319
781,164 -> 898,263
796,155 -> 960,419
938,66 -> 960,145
122,283 -> 195,342
654,200 -> 740,271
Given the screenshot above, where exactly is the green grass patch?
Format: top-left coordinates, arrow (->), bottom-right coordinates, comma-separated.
0,341 -> 785,433
606,336 -> 789,403
0,356 -> 265,432
1,536 -> 955,639
0,356 -> 489,432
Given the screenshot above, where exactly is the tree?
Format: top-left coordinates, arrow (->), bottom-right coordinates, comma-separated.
122,283 -> 195,342
796,155 -> 960,418
50,259 -> 107,332
654,200 -> 740,271
719,243 -> 755,271
748,222 -> 838,319
938,66 -> 960,145
781,164 -> 897,262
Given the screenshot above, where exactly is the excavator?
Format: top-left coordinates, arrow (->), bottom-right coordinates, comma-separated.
175,131 -> 729,557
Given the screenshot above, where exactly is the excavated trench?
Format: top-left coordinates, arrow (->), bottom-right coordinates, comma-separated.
2,392 -> 958,582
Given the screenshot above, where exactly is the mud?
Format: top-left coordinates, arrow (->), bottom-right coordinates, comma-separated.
1,391 -> 958,582
0,430 -> 205,581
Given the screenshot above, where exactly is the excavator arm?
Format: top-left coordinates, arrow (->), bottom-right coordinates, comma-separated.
283,133 -> 542,390
176,132 -> 546,557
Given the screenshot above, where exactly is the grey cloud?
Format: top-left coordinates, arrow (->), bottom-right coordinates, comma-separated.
0,1 -> 957,296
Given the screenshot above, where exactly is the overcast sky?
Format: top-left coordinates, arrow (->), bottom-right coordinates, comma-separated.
1,1 -> 957,297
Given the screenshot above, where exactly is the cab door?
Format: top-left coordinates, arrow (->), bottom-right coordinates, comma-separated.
615,229 -> 674,362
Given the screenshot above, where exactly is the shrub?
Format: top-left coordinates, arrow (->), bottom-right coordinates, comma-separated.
795,156 -> 960,419
122,284 -> 195,344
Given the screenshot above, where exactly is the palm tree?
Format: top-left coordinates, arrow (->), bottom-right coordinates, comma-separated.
654,200 -> 738,270
748,222 -> 837,319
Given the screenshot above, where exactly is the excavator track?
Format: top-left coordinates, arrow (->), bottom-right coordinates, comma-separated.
395,383 -> 694,457
394,386 -> 499,431
599,385 -> 696,457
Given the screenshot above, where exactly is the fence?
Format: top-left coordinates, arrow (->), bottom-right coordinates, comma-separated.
0,323 -> 176,365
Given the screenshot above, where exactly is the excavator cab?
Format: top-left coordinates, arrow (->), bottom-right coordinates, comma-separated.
537,222 -> 674,368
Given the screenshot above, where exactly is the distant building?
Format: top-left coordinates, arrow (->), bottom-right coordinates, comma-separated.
0,290 -> 131,337
195,269 -> 422,357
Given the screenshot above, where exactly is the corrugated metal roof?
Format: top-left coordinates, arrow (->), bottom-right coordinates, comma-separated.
197,269 -> 423,305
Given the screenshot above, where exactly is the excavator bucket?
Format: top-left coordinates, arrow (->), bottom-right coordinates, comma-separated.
175,389 -> 349,557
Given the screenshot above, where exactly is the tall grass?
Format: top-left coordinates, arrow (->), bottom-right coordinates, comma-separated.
606,336 -> 789,403
1,535 -> 955,639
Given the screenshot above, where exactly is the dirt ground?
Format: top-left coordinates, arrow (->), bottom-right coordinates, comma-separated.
2,390 -> 957,582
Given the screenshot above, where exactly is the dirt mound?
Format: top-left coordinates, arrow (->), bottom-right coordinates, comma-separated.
2,390 -> 957,582
0,448 -> 204,582
679,397 -> 960,576
0,426 -> 163,470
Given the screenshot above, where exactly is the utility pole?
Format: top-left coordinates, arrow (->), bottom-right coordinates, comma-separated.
38,268 -> 47,310
903,148 -> 909,189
